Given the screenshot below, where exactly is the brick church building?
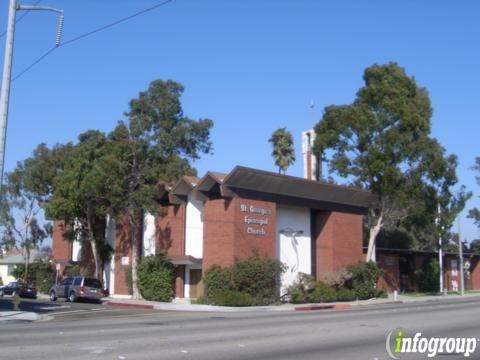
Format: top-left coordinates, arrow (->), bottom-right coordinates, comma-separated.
52,130 -> 377,298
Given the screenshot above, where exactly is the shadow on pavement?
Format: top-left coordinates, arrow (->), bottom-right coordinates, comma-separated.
0,297 -> 67,313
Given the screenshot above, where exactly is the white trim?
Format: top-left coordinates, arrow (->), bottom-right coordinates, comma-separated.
104,215 -> 116,295
184,266 -> 191,299
185,193 -> 204,258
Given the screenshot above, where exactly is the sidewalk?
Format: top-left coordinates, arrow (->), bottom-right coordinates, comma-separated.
0,311 -> 39,322
106,292 -> 480,312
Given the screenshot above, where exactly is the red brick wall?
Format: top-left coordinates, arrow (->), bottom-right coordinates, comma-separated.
233,198 -> 276,261
469,257 -> 480,290
52,220 -> 72,262
156,204 -> 186,257
314,211 -> 363,280
202,197 -> 277,273
202,198 -> 236,270
114,217 -> 134,295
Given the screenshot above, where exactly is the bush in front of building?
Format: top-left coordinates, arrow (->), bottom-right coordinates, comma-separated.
231,253 -> 287,305
11,260 -> 56,293
34,261 -> 56,293
202,253 -> 286,306
346,261 -> 384,300
307,282 -> 337,303
335,287 -> 356,301
203,265 -> 232,303
415,259 -> 440,293
324,269 -> 352,289
63,264 -> 81,277
284,273 -> 317,303
137,254 -> 174,302
212,290 -> 255,307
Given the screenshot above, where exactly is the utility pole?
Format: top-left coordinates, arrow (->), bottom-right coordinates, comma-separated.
458,217 -> 465,296
0,0 -> 63,190
0,0 -> 18,189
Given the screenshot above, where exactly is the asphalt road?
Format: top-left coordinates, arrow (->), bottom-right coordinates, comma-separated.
1,298 -> 480,360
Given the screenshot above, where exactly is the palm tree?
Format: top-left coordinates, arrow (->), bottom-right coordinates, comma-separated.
268,128 -> 296,174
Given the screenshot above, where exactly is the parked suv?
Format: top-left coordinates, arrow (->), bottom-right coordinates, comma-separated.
49,276 -> 103,303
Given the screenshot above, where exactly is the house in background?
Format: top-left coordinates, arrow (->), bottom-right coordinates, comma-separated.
0,249 -> 43,284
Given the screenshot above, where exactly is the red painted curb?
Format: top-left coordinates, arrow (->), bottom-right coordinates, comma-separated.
106,301 -> 154,309
294,304 -> 334,311
294,303 -> 352,311
333,303 -> 351,310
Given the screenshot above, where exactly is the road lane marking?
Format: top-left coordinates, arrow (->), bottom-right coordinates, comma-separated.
51,310 -> 90,316
39,305 -> 71,310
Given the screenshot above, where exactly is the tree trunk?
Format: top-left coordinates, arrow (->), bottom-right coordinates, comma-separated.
24,249 -> 30,282
87,218 -> 102,281
89,236 -> 102,281
366,211 -> 383,262
129,213 -> 142,300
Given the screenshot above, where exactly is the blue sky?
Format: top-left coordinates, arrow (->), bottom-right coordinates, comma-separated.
1,0 -> 479,241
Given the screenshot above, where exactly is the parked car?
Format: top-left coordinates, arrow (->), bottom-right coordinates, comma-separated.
0,281 -> 38,299
49,276 -> 103,303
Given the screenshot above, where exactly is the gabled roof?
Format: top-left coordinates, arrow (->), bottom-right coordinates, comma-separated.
168,176 -> 200,204
195,171 -> 228,197
158,166 -> 374,213
222,166 -> 375,213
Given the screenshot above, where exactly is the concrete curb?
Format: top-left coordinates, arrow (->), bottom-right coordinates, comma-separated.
104,294 -> 480,313
294,304 -> 336,311
106,301 -> 154,310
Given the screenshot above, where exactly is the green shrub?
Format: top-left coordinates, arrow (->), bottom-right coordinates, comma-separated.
191,296 -> 209,305
347,261 -> 383,300
213,290 -> 254,307
137,254 -> 173,302
33,261 -> 56,293
376,289 -> 388,298
203,265 -> 232,302
203,253 -> 286,306
124,265 -> 133,295
415,259 -> 440,293
285,272 -> 316,303
307,282 -> 337,303
324,269 -> 352,289
11,264 -> 25,281
63,264 -> 81,277
0,276 -> 3,286
11,261 -> 55,292
231,253 -> 286,305
336,287 -> 356,301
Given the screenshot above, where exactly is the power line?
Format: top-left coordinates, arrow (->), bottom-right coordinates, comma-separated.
61,0 -> 173,47
11,0 -> 174,82
12,46 -> 55,81
0,0 -> 43,39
